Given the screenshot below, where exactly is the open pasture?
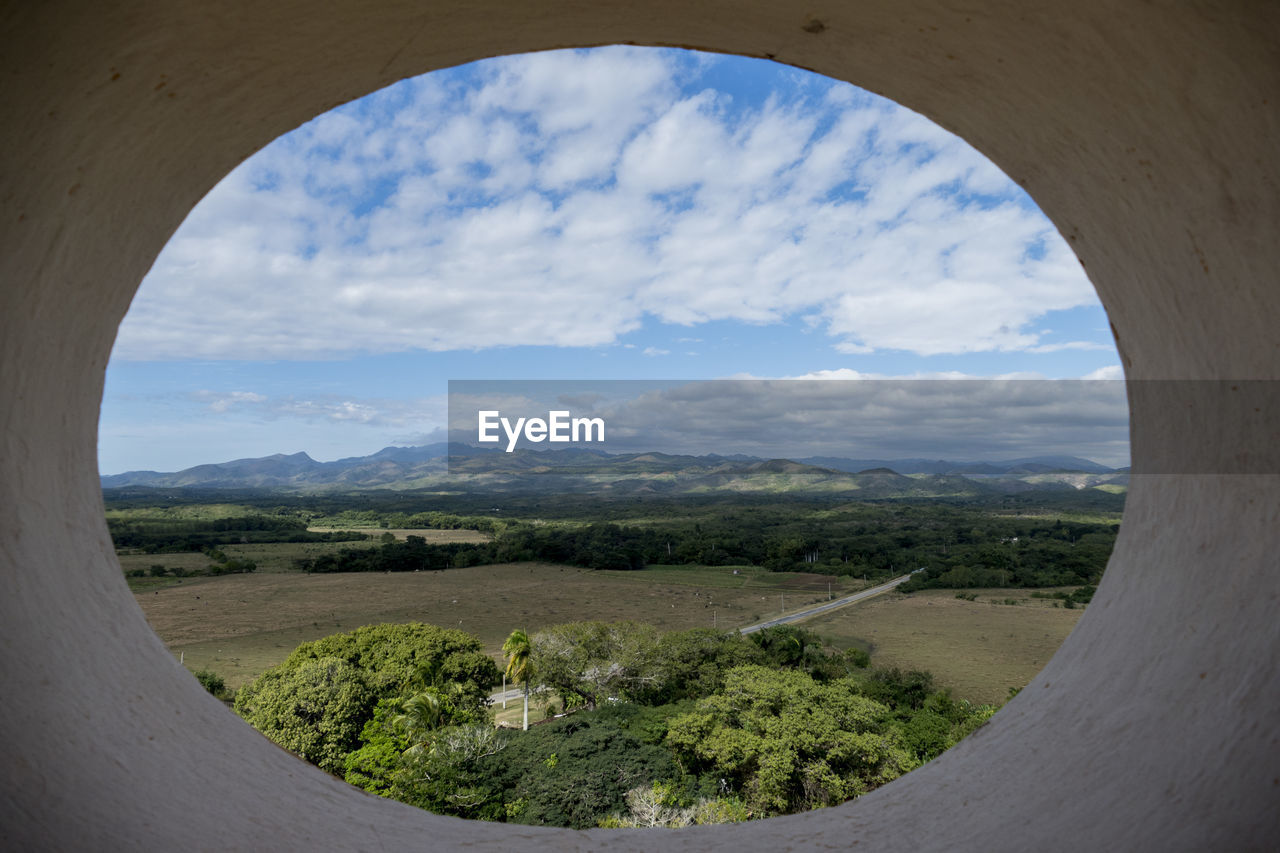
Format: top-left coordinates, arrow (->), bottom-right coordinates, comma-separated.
306,526 -> 492,543
118,539 -> 375,575
803,588 -> 1083,704
136,562 -> 852,688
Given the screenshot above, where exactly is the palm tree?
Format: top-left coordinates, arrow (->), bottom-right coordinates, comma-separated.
395,687 -> 447,756
502,629 -> 534,731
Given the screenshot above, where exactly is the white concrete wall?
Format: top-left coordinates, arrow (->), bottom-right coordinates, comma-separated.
2,2 -> 1277,849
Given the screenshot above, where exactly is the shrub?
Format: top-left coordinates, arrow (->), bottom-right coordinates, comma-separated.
193,669 -> 225,696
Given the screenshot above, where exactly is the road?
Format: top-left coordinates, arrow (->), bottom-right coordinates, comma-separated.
737,573 -> 914,635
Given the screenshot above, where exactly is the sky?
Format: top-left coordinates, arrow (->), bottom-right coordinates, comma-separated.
100,46 -> 1123,475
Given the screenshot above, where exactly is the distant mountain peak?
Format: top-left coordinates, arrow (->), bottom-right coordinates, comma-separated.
101,444 -> 1122,496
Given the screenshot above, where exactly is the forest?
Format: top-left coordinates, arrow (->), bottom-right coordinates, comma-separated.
294,503 -> 1117,590
107,488 -> 1120,591
230,621 -> 994,828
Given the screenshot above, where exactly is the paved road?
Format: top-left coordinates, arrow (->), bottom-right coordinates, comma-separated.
737,574 -> 914,635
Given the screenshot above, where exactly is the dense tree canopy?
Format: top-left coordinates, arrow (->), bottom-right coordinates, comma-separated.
235,623 -> 499,774
234,656 -> 373,774
666,665 -> 918,814
233,619 -> 997,828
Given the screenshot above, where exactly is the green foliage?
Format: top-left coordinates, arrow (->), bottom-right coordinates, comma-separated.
396,684 -> 486,753
181,488 -> 1118,589
599,782 -> 755,828
582,699 -> 697,746
343,698 -> 409,795
844,646 -> 872,669
192,669 -> 225,696
531,621 -> 662,710
284,622 -> 499,708
1029,585 -> 1096,607
634,627 -> 765,704
531,622 -> 775,709
750,625 -> 864,681
502,629 -> 533,687
234,656 -> 373,774
108,510 -> 366,553
237,623 -> 499,776
666,665 -> 917,815
389,724 -> 513,821
857,667 -> 937,713
488,713 -> 681,829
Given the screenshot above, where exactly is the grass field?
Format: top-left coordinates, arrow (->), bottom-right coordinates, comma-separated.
119,529 -> 494,578
801,588 -> 1083,704
305,527 -> 492,543
136,562 -> 860,689
134,558 -> 1083,704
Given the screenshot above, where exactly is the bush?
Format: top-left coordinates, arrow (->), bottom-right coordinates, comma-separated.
193,669 -> 225,696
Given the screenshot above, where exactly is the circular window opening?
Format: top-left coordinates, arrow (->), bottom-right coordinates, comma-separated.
101,46 -> 1126,829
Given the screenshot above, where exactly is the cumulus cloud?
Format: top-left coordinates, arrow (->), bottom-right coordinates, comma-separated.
113,47 -> 1099,362
190,390 -> 445,428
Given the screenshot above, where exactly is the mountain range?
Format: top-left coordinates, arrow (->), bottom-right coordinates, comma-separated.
101,444 -> 1128,497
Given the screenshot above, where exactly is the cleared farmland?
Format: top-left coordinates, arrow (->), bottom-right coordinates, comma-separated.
135,560 -> 1083,703
136,562 -> 858,689
802,588 -> 1083,704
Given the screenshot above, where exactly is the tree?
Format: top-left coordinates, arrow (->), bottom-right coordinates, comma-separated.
237,623 -> 499,776
396,688 -> 448,755
391,723 -> 510,820
665,665 -> 917,815
530,621 -> 660,710
502,629 -> 534,731
233,655 -> 373,774
490,713 -> 680,829
634,627 -> 764,704
283,622 -> 499,712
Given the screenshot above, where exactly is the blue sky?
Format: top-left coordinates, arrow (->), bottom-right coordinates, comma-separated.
100,47 -> 1120,474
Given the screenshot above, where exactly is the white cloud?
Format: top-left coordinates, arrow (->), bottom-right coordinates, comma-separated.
190,391 -> 445,428
113,47 -> 1101,362
194,390 -> 267,413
